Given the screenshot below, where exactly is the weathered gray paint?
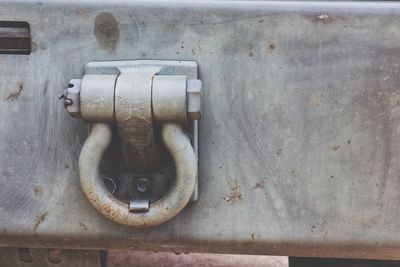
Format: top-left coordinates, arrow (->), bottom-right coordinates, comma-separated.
1,0 -> 400,259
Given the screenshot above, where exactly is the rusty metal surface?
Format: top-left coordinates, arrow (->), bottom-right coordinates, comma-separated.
0,248 -> 100,267
2,0 -> 400,259
107,251 -> 288,267
289,257 -> 400,267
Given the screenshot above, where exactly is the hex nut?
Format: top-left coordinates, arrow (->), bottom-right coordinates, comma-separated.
152,75 -> 187,124
187,79 -> 202,120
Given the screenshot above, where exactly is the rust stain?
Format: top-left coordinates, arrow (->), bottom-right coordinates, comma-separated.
94,12 -> 120,51
100,203 -> 113,214
121,215 -> 128,224
251,233 -> 255,240
33,211 -> 48,236
99,202 -> 128,225
33,185 -> 44,196
222,177 -> 242,204
253,180 -> 265,189
312,98 -> 321,107
4,82 -> 24,101
85,187 -> 101,205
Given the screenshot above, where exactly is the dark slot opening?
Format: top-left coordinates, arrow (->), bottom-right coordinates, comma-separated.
0,21 -> 31,55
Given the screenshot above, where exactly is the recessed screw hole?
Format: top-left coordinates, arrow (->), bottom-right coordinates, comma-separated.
47,248 -> 63,264
18,247 -> 33,263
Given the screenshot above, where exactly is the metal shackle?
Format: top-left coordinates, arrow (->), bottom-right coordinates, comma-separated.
61,62 -> 201,227
79,123 -> 197,227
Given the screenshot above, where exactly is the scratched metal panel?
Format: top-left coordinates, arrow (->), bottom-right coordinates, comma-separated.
1,0 -> 400,259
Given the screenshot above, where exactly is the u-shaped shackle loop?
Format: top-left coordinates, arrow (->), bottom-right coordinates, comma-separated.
79,123 -> 197,227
